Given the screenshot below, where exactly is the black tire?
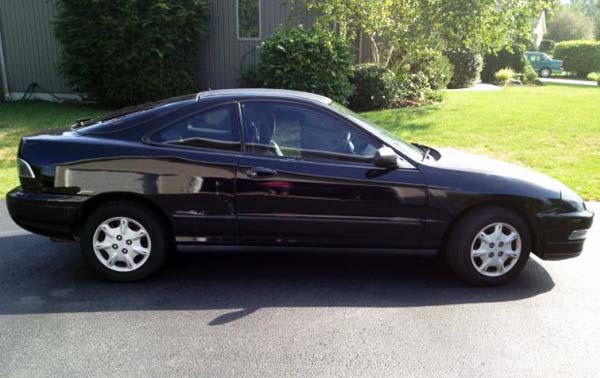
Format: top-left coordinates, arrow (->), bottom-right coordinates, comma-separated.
539,68 -> 551,78
80,201 -> 169,282
446,206 -> 531,286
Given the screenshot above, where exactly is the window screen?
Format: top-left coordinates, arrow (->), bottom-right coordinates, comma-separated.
238,0 -> 260,39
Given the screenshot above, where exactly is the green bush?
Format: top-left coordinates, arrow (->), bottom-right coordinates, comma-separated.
55,0 -> 210,107
393,48 -> 453,90
588,72 -> 600,85
539,39 -> 556,54
554,40 -> 600,77
257,27 -> 354,104
394,67 -> 440,107
446,49 -> 483,89
481,46 -> 527,83
240,65 -> 264,88
349,64 -> 398,111
494,68 -> 516,85
523,61 -> 539,84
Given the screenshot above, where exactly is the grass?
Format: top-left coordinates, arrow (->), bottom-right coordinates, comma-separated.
0,101 -> 104,197
364,84 -> 600,200
0,84 -> 599,200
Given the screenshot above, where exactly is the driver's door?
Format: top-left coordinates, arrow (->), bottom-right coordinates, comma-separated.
235,100 -> 428,248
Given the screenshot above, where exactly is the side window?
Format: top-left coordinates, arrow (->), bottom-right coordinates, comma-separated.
237,0 -> 260,40
530,54 -> 539,62
150,104 -> 241,152
241,101 -> 381,163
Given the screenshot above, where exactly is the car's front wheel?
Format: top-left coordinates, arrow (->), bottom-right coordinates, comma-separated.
80,201 -> 169,282
539,68 -> 551,78
446,206 -> 531,286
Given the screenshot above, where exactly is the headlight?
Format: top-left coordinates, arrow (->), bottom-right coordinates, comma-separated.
561,187 -> 584,212
17,158 -> 36,178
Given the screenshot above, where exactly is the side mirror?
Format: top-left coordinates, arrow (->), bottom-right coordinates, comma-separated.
373,146 -> 399,168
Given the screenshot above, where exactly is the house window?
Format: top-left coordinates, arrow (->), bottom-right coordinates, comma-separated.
237,0 -> 260,40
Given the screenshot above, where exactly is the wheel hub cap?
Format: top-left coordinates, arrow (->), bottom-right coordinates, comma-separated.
92,217 -> 151,272
470,222 -> 521,277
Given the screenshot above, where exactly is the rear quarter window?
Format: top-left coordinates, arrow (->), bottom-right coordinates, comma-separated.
76,96 -> 196,134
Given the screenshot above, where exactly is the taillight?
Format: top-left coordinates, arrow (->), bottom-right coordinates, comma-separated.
17,158 -> 36,178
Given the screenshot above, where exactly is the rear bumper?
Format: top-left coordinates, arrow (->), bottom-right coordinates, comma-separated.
537,207 -> 594,260
6,187 -> 87,239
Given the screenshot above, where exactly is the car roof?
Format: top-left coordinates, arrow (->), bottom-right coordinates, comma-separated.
195,88 -> 333,105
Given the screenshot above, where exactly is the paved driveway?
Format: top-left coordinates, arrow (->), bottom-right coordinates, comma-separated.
540,78 -> 598,86
0,201 -> 599,378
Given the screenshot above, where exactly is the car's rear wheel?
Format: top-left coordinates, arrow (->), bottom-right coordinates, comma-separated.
80,201 -> 169,282
446,206 -> 531,286
539,68 -> 551,78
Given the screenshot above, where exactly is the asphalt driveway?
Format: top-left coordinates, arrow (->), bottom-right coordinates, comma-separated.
1,201 -> 599,378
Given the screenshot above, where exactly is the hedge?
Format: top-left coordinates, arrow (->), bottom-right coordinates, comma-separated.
349,64 -> 398,111
55,0 -> 211,107
554,40 -> 600,77
257,27 -> 354,104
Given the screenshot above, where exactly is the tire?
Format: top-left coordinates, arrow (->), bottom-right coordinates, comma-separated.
80,201 -> 169,282
446,206 -> 531,286
539,68 -> 551,78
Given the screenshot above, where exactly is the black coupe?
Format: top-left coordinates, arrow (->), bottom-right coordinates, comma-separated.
7,89 -> 593,285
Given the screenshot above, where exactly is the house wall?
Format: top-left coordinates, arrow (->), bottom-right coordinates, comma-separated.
0,0 -> 71,98
198,0 -> 312,90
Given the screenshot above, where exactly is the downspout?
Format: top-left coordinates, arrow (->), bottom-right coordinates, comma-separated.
0,14 -> 9,100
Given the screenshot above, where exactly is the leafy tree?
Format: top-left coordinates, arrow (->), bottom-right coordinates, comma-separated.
55,0 -> 211,107
546,8 -> 595,42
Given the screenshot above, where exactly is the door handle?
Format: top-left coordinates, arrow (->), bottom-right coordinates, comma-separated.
247,167 -> 277,178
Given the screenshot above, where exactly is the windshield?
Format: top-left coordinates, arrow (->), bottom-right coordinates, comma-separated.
330,102 -> 425,162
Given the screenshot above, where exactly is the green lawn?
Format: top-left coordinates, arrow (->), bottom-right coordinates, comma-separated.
364,84 -> 600,200
0,84 -> 599,200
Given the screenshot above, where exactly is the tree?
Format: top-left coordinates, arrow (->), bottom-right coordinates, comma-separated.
303,0 -> 558,67
546,8 -> 595,42
55,0 -> 211,107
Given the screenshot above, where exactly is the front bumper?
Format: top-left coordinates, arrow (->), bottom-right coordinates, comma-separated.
6,187 -> 88,239
537,207 -> 594,260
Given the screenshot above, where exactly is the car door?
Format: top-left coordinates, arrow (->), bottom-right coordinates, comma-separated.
235,100 -> 428,248
144,102 -> 242,244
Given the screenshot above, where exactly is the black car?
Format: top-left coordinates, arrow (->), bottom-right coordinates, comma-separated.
7,89 -> 593,285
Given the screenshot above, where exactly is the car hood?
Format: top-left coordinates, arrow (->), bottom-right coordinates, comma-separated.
426,148 -> 568,194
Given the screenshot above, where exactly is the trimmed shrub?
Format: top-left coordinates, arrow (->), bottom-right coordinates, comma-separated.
523,61 -> 539,84
349,64 -> 398,111
394,67 -> 440,107
55,0 -> 211,107
494,68 -> 516,85
257,26 -> 354,104
539,39 -> 556,54
446,49 -> 483,89
554,40 -> 600,77
481,46 -> 527,83
240,65 -> 264,88
393,48 -> 454,90
588,72 -> 600,85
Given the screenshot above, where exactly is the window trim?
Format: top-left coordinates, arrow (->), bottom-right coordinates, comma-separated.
142,101 -> 244,155
236,0 -> 261,41
238,99 -> 414,168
